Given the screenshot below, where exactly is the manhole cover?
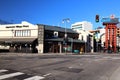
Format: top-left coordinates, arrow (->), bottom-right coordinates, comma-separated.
55,67 -> 83,73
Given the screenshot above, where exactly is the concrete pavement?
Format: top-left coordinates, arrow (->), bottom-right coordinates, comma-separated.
110,66 -> 120,80
1,52 -> 120,80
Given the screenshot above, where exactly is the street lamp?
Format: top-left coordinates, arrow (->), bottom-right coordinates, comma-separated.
62,18 -> 70,54
62,18 -> 70,38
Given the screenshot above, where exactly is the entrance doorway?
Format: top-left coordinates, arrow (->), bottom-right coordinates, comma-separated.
53,45 -> 60,53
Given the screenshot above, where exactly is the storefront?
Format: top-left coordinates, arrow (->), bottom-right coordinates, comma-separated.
0,38 -> 38,53
44,38 -> 85,53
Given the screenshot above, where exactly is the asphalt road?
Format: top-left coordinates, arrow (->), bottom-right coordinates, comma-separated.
0,53 -> 120,80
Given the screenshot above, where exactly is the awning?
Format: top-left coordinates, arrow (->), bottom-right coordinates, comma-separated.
45,38 -> 85,43
0,38 -> 37,44
45,38 -> 63,42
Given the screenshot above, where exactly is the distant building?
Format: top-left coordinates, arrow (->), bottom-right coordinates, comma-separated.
98,29 -> 105,48
71,21 -> 93,31
117,28 -> 120,49
117,23 -> 120,46
77,30 -> 93,53
71,21 -> 93,53
90,28 -> 105,52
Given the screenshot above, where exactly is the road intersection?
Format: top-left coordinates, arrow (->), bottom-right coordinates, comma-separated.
0,53 -> 120,80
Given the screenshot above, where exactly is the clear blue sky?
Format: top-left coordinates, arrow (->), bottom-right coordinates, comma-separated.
0,0 -> 120,29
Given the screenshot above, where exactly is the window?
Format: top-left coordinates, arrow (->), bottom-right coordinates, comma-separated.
15,31 -> 18,37
20,30 -> 22,36
15,30 -> 31,37
17,30 -> 20,36
27,30 -> 30,36
24,31 -> 27,36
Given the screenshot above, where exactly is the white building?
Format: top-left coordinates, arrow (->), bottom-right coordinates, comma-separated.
76,30 -> 93,53
96,28 -> 105,47
0,21 -> 38,53
71,21 -> 93,53
0,21 -> 38,38
71,21 -> 93,31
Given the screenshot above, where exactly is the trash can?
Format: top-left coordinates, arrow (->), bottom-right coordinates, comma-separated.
74,50 -> 79,54
80,47 -> 84,54
107,46 -> 112,53
107,50 -> 112,53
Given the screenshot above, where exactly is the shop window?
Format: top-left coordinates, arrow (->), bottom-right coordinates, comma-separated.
15,30 -> 31,37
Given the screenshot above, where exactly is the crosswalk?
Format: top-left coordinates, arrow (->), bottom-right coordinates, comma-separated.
0,69 -> 45,80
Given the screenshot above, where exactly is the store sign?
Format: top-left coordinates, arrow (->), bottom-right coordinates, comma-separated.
101,18 -> 119,23
38,25 -> 44,44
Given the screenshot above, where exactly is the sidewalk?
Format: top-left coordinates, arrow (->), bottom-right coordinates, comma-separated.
0,52 -> 120,57
110,66 -> 120,80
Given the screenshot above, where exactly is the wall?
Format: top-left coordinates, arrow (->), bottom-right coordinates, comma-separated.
71,21 -> 93,31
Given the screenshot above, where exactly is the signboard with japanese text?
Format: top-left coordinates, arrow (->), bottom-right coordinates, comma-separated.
38,25 -> 44,44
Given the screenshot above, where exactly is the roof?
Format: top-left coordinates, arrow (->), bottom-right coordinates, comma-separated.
89,30 -> 100,33
37,24 -> 78,34
0,20 -> 13,25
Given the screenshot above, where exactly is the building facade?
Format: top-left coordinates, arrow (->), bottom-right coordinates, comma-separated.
37,24 -> 86,53
117,28 -> 120,51
0,21 -> 38,53
71,21 -> 93,31
71,21 -> 93,53
0,21 -> 93,53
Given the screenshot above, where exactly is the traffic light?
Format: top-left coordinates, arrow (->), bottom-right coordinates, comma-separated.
95,15 -> 99,22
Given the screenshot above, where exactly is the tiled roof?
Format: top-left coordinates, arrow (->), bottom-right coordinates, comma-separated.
37,24 -> 78,34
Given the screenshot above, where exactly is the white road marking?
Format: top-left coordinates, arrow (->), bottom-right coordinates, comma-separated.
43,73 -> 51,77
111,57 -> 120,60
0,72 -> 24,79
68,67 -> 73,69
0,69 -> 8,73
24,76 -> 45,80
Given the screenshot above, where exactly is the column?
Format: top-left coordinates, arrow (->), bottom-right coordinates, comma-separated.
105,24 -> 108,49
91,35 -> 94,53
109,25 -> 112,48
37,25 -> 44,53
37,44 -> 44,53
114,25 -> 117,52
58,42 -> 62,53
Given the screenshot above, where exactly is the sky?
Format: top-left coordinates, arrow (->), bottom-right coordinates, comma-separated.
0,0 -> 120,29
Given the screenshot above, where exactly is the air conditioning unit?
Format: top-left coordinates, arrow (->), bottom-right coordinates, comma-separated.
54,31 -> 58,37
